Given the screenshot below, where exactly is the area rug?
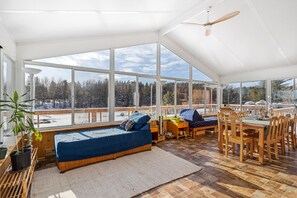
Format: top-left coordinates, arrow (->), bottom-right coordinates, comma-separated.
31,147 -> 202,198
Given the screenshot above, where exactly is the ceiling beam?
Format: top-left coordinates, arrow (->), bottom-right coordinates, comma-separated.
159,0 -> 225,37
244,0 -> 291,65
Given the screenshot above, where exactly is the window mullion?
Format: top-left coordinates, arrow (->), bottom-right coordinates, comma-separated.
71,68 -> 75,126
109,48 -> 115,123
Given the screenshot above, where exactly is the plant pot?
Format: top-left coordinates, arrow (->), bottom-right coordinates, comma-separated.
0,147 -> 8,160
10,148 -> 31,171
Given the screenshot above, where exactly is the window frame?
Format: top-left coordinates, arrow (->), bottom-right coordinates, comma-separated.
23,43 -> 217,131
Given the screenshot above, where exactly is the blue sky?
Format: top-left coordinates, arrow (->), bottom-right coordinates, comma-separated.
31,44 -> 212,82
115,44 -> 156,75
160,45 -> 189,79
35,50 -> 110,70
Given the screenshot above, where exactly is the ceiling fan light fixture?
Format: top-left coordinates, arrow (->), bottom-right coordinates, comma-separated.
205,25 -> 212,36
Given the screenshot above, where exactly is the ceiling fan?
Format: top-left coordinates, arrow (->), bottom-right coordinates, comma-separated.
183,6 -> 240,36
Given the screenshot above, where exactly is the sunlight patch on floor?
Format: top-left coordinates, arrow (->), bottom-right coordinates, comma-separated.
48,190 -> 77,198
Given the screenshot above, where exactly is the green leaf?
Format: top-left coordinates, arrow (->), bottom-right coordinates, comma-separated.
20,99 -> 35,103
19,104 -> 32,108
13,91 -> 19,102
0,100 -> 10,103
20,92 -> 29,98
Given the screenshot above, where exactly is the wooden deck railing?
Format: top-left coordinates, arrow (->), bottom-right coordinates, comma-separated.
31,104 -> 296,127
33,105 -> 218,127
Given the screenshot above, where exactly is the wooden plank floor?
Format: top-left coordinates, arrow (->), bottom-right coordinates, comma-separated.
36,132 -> 297,197
137,132 -> 297,198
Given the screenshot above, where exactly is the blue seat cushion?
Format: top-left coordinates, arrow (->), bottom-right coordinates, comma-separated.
180,109 -> 204,122
129,112 -> 151,130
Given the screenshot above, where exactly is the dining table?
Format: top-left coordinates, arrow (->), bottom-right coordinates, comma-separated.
218,117 -> 270,165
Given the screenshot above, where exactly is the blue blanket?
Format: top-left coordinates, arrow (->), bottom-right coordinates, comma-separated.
188,117 -> 218,128
54,124 -> 152,162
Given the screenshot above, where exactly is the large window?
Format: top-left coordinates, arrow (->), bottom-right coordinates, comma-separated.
22,43 -> 218,129
223,83 -> 240,106
176,81 -> 189,113
272,79 -> 294,108
161,80 -> 175,115
115,44 -> 157,75
138,77 -> 156,115
2,55 -> 15,137
114,75 -> 136,121
25,65 -> 72,128
74,71 -> 109,124
161,45 -> 189,79
192,67 -> 212,82
242,81 -> 266,105
35,50 -> 110,70
192,83 -> 205,114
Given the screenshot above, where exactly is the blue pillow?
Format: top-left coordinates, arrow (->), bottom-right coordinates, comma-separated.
130,114 -> 151,130
130,111 -> 142,119
180,109 -> 204,122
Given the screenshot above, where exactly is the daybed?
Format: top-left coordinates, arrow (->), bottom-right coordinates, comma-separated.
180,109 -> 218,138
55,123 -> 152,172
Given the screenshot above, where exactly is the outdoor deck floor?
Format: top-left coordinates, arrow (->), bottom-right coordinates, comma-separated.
138,132 -> 297,198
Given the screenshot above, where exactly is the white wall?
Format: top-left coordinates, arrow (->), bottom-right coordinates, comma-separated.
220,64 -> 297,83
17,32 -> 159,60
0,23 -> 16,60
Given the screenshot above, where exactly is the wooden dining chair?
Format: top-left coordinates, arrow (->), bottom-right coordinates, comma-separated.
254,117 -> 279,162
276,115 -> 286,155
291,114 -> 297,149
217,111 -> 234,153
286,113 -> 296,150
283,114 -> 291,152
224,114 -> 254,162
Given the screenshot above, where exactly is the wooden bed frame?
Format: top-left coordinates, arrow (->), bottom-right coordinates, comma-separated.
57,144 -> 152,173
190,125 -> 218,138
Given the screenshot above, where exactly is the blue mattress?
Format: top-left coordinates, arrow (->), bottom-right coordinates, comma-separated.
188,117 -> 218,128
54,124 -> 152,162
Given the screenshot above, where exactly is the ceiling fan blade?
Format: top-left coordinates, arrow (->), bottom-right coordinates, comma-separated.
182,22 -> 206,26
210,11 -> 240,25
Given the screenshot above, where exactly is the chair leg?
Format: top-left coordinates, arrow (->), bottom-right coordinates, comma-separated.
281,139 -> 285,154
240,143 -> 243,162
225,139 -> 229,157
293,134 -> 297,150
267,143 -> 272,162
254,141 -> 258,153
246,143 -> 249,157
232,143 -> 235,154
250,141 -> 253,158
274,142 -> 279,160
286,135 -> 290,151
291,133 -> 295,150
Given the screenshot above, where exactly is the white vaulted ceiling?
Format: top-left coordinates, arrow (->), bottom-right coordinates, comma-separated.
0,0 -> 201,42
166,0 -> 297,77
0,0 -> 297,80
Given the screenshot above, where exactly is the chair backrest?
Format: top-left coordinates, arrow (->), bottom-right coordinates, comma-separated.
292,113 -> 297,135
218,108 -> 236,118
237,111 -> 249,118
284,114 -> 291,135
267,117 -> 278,142
229,113 -> 243,139
277,115 -> 285,139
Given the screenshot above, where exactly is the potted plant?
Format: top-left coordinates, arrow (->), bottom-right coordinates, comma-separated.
0,91 -> 42,171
